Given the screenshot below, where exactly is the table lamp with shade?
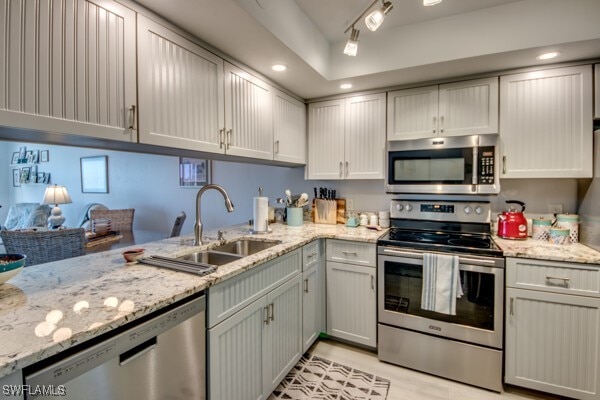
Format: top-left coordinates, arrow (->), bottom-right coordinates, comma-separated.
41,184 -> 72,229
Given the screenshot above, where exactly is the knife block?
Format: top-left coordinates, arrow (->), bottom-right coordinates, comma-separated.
312,198 -> 346,224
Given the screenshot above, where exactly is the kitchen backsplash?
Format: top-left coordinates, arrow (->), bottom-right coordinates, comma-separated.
332,179 -> 579,217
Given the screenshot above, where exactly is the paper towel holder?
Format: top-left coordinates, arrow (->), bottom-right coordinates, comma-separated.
248,219 -> 273,234
250,187 -> 273,234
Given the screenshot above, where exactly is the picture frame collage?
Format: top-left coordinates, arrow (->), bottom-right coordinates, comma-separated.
11,146 -> 50,187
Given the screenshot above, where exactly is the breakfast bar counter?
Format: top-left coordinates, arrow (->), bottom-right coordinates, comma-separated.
0,222 -> 384,379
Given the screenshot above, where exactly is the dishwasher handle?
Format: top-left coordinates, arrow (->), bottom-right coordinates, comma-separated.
119,337 -> 157,366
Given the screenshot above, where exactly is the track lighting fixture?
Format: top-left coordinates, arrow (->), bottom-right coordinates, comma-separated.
365,1 -> 393,32
343,27 -> 360,56
343,0 -> 394,56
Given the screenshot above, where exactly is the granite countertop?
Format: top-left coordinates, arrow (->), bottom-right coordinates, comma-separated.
493,236 -> 600,264
0,222 -> 385,378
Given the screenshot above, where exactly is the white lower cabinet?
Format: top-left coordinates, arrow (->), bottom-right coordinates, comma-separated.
302,240 -> 326,352
208,250 -> 302,400
505,258 -> 600,399
326,260 -> 376,348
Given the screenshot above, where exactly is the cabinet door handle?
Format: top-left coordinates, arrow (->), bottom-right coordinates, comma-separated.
432,116 -> 436,134
304,279 -> 309,293
502,155 -> 506,174
345,161 -> 349,177
342,251 -> 358,256
509,297 -> 514,316
264,305 -> 270,325
546,276 -> 570,285
371,275 -> 374,290
219,128 -> 225,149
226,129 -> 232,150
307,252 -> 317,258
275,140 -> 280,154
440,115 -> 444,133
268,303 -> 274,322
128,105 -> 136,130
339,161 -> 343,178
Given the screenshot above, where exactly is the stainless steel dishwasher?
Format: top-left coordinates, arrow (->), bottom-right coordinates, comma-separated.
24,295 -> 206,400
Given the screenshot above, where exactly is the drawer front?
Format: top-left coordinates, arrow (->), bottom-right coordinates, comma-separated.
326,239 -> 376,267
506,257 -> 600,297
302,240 -> 321,271
208,249 -> 301,327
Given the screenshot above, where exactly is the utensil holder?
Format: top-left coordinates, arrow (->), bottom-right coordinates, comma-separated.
287,207 -> 304,226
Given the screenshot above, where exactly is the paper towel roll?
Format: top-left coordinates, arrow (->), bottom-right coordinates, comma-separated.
253,197 -> 269,232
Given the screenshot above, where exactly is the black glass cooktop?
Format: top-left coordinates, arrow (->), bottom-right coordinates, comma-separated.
378,228 -> 503,256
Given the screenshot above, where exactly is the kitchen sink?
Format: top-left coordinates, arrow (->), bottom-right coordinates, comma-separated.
177,251 -> 242,266
211,239 -> 282,256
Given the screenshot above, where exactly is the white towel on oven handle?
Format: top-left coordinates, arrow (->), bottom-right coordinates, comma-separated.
421,253 -> 463,315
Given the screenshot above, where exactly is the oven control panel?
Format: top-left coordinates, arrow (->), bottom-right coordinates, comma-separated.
391,200 -> 491,223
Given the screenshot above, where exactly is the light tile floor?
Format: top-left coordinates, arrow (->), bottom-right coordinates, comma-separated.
309,339 -> 562,400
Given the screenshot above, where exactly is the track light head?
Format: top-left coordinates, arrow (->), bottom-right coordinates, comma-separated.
343,27 -> 360,56
365,1 -> 393,32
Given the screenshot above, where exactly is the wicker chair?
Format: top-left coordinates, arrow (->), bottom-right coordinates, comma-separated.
89,209 -> 135,231
0,228 -> 86,266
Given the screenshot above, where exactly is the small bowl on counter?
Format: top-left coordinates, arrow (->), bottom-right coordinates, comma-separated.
122,248 -> 145,263
0,254 -> 27,284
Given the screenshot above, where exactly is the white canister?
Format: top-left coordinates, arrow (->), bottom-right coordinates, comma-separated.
379,211 -> 390,220
556,214 -> 579,243
369,214 -> 378,226
379,218 -> 390,228
532,217 -> 552,241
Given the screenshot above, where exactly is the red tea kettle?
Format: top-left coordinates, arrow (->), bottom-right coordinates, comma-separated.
497,200 -> 528,239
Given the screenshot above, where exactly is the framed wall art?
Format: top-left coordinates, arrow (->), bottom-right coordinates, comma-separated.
12,169 -> 20,187
80,156 -> 109,193
179,158 -> 211,188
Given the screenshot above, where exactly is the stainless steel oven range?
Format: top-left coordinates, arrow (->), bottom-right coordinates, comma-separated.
377,199 -> 504,392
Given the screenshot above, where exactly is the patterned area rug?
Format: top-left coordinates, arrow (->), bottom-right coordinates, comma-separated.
269,353 -> 390,400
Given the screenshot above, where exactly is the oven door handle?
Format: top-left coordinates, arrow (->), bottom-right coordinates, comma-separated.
379,248 -> 423,258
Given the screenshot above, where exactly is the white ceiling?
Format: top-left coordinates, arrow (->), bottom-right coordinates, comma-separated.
133,0 -> 600,100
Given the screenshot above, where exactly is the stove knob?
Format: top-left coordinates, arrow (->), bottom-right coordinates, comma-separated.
464,206 -> 472,214
475,206 -> 482,215
396,204 -> 403,212
405,204 -> 413,212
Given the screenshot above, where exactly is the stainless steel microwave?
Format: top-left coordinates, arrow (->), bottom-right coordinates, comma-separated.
385,135 -> 500,194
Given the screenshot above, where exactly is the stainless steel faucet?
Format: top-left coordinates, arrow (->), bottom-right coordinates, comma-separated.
194,184 -> 235,246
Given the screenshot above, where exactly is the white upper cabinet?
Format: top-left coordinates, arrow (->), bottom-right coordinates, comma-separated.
273,89 -> 306,164
0,0 -> 136,142
307,99 -> 346,179
500,65 -> 593,178
387,85 -> 438,140
224,62 -> 273,161
388,77 -> 499,140
307,93 -> 385,180
595,64 -> 599,119
137,15 -> 224,152
344,94 -> 386,179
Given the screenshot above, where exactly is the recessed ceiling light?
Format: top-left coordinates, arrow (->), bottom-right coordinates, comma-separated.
423,0 -> 442,5
536,52 -> 560,60
272,64 -> 287,72
340,83 -> 353,89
